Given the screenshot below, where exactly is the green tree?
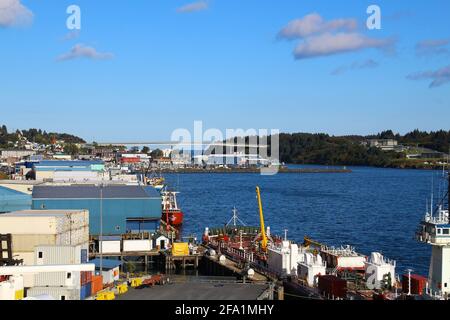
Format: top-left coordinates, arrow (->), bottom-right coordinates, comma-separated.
150,149 -> 164,158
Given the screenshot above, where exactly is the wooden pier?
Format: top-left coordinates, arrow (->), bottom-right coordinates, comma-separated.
163,252 -> 200,270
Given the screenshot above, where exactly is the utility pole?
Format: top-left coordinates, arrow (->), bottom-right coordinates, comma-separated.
100,183 -> 104,275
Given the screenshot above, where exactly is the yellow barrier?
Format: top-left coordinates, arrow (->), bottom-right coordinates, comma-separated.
96,291 -> 116,300
15,290 -> 24,300
131,278 -> 143,287
117,283 -> 128,294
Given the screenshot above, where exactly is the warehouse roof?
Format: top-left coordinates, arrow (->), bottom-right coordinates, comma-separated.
32,185 -> 160,199
35,160 -> 104,167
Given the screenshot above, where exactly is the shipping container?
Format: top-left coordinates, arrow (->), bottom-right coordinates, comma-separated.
123,240 -> 152,252
81,271 -> 93,286
402,274 -> 427,295
26,287 -> 81,300
91,275 -> 103,295
100,241 -> 121,254
318,275 -> 347,299
34,271 -> 81,288
80,282 -> 92,300
35,245 -> 82,265
0,210 -> 88,235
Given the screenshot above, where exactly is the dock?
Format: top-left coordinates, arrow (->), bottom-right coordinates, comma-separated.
116,280 -> 273,300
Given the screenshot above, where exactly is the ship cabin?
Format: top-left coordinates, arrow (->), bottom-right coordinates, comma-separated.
416,207 -> 450,245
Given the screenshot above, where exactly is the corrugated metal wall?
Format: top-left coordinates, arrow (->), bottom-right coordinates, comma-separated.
27,287 -> 81,300
32,198 -> 161,235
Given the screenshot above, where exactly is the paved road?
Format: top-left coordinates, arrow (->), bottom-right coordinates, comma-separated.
117,282 -> 269,300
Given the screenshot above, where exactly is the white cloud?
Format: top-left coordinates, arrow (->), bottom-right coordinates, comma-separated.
331,59 -> 379,75
278,13 -> 358,40
407,65 -> 450,88
57,44 -> 114,62
177,1 -> 208,13
415,39 -> 450,57
277,13 -> 395,60
0,0 -> 33,28
294,32 -> 394,60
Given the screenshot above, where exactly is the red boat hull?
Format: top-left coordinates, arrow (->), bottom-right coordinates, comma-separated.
163,210 -> 184,226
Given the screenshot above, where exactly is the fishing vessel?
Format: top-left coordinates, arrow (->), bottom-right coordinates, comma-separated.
161,190 -> 184,227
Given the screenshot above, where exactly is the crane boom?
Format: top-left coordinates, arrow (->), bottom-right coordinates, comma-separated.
256,186 -> 268,251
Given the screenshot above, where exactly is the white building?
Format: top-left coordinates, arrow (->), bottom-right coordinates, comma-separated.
367,139 -> 398,151
0,150 -> 36,160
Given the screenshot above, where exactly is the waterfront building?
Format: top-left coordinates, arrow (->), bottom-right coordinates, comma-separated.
32,185 -> 162,235
33,160 -> 105,180
367,139 -> 398,151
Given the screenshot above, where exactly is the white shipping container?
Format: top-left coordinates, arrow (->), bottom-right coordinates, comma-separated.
11,229 -> 88,253
100,241 -> 121,254
26,287 -> 81,300
123,240 -> 152,252
34,271 -> 81,288
27,209 -> 89,231
35,245 -> 82,265
0,210 -> 88,235
33,245 -> 84,288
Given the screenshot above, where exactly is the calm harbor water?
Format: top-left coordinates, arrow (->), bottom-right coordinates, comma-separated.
0,166 -> 445,276
166,165 -> 447,276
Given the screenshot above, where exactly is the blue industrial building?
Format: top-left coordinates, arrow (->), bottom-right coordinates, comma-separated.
32,185 -> 162,235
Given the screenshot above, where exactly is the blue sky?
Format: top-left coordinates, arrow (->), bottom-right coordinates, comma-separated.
0,0 -> 449,142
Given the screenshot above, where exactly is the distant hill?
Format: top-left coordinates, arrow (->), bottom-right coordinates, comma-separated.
223,129 -> 449,168
276,130 -> 450,167
0,125 -> 85,148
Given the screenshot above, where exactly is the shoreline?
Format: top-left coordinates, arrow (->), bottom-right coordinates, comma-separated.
149,168 -> 352,174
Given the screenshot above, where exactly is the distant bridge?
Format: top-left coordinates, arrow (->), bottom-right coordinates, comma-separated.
92,141 -> 268,148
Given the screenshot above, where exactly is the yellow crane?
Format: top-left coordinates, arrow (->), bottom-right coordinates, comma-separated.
256,186 -> 268,252
303,236 -> 324,255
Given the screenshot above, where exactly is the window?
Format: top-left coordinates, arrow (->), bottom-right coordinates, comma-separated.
445,283 -> 448,288
67,272 -> 72,279
38,252 -> 43,259
443,229 -> 450,235
61,296 -> 66,301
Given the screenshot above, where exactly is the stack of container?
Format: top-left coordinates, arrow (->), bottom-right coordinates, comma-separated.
26,245 -> 93,300
0,209 -> 89,288
80,271 -> 92,300
91,275 -> 104,296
